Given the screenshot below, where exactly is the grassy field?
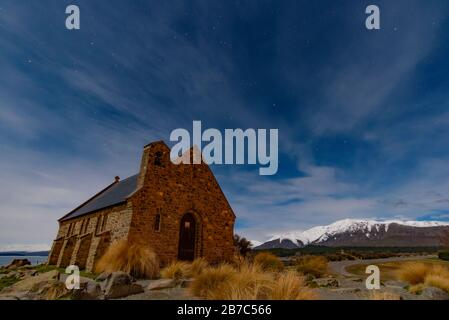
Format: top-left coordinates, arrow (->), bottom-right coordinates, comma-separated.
345,258 -> 449,282
260,246 -> 442,260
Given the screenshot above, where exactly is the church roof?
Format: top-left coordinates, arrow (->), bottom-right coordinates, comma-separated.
59,174 -> 139,221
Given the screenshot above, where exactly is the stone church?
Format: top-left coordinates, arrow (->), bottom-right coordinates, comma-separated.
48,141 -> 236,272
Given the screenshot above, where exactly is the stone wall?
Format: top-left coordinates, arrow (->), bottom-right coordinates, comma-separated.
49,202 -> 133,272
128,142 -> 235,265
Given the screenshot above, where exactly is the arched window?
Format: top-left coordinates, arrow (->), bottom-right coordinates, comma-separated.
154,151 -> 163,167
154,214 -> 161,232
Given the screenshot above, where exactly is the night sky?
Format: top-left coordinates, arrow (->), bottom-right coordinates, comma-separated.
1,0 -> 449,250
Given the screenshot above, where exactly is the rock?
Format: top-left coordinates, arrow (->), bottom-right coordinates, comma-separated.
384,280 -> 407,289
312,278 -> 339,288
3,270 -> 59,293
37,280 -> 69,300
180,278 -> 194,288
331,287 -> 361,294
95,272 -> 111,282
103,272 -> 144,299
421,287 -> 449,300
18,269 -> 38,279
147,279 -> 177,291
6,259 -> 31,269
0,295 -> 19,300
72,279 -> 103,300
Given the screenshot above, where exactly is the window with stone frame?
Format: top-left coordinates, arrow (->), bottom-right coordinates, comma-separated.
154,213 -> 161,232
154,151 -> 164,167
82,218 -> 90,234
95,215 -> 103,234
67,223 -> 73,237
101,214 -> 108,232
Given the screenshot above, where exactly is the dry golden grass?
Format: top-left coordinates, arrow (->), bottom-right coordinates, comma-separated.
295,255 -> 328,278
161,258 -> 209,280
253,252 -> 284,272
189,258 -> 209,277
190,264 -> 236,298
408,284 -> 426,295
425,274 -> 449,293
94,240 -> 159,279
369,291 -> 402,300
269,271 -> 317,300
190,262 -> 317,300
397,262 -> 430,285
397,262 -> 449,293
160,261 -> 191,280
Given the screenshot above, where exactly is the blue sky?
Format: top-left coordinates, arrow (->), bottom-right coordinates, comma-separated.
1,0 -> 449,249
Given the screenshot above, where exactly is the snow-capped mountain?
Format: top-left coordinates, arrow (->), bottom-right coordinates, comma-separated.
254,219 -> 449,249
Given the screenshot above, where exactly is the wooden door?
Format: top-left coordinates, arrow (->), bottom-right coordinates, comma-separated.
178,213 -> 196,261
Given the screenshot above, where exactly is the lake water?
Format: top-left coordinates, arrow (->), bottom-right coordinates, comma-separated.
0,256 -> 48,267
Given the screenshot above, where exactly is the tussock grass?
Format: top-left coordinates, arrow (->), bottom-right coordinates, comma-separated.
161,258 -> 209,280
397,262 -> 449,293
397,262 -> 429,285
269,271 -> 317,300
161,261 -> 191,280
424,274 -> 449,293
253,252 -> 284,272
94,240 -> 159,279
190,261 -> 316,300
190,264 -> 236,298
295,255 -> 328,278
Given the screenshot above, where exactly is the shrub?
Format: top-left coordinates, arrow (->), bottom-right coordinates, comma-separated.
160,261 -> 191,280
190,264 -> 236,298
94,240 -> 159,279
424,274 -> 449,293
190,262 -> 317,300
211,263 -> 272,300
189,258 -> 209,277
408,284 -> 426,295
253,252 -> 284,272
234,234 -> 252,257
397,262 -> 449,293
295,255 -> 328,278
397,262 -> 430,285
160,258 -> 209,280
438,251 -> 449,261
269,271 -> 317,300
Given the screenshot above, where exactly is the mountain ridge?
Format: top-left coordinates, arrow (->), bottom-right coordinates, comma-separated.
254,219 -> 449,249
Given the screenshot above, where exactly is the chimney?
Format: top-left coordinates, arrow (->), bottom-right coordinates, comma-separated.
115,176 -> 120,183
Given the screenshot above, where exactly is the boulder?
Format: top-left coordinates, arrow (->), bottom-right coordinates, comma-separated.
95,272 -> 111,282
331,287 -> 361,294
312,278 -> 339,288
147,279 -> 177,291
102,272 -> 144,299
72,279 -> 103,300
6,259 -> 31,269
180,278 -> 194,288
421,287 -> 449,300
384,280 -> 407,289
36,280 -> 69,300
2,270 -> 59,293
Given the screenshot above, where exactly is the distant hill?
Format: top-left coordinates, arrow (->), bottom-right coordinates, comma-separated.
255,219 -> 449,249
0,251 -> 49,256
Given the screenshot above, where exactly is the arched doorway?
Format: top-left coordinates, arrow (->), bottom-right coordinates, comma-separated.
178,213 -> 196,261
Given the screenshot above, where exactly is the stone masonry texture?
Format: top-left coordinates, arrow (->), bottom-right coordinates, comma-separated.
48,141 -> 236,272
